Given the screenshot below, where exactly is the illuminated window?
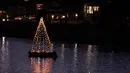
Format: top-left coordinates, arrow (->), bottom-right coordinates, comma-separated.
84,5 -> 100,16
87,6 -> 93,14
96,6 -> 99,11
93,6 -> 99,11
93,6 -> 97,11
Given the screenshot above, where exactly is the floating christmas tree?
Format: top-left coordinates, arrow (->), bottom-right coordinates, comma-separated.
29,17 -> 57,58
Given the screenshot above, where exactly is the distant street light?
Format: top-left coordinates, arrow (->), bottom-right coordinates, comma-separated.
2,19 -> 5,21
75,14 -> 78,17
52,15 -> 54,20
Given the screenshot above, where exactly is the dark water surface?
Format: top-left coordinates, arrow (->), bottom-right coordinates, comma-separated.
0,38 -> 130,73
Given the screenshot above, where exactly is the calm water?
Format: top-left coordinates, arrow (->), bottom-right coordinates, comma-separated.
1,38 -> 130,73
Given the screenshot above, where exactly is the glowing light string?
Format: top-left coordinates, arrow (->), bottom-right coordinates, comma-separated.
31,17 -> 53,53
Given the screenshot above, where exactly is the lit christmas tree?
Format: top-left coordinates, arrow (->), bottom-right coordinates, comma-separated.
29,17 -> 57,58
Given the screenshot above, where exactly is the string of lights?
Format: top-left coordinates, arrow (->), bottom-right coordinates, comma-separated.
31,17 -> 53,53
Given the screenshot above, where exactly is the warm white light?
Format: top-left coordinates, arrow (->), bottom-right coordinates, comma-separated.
62,15 -> 65,18
2,37 -> 5,45
75,43 -> 77,48
29,16 -> 35,20
7,19 -> 9,21
93,6 -> 99,11
96,6 -> 99,11
2,19 -> 5,21
87,6 -> 93,14
15,17 -> 22,20
88,6 -> 92,10
52,15 -> 54,19
89,6 -> 93,14
75,14 -> 78,17
56,16 -> 58,19
2,37 -> 5,42
93,6 -> 97,11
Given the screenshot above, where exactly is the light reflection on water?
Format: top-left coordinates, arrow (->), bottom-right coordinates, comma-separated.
30,57 -> 53,73
72,45 -> 77,73
61,44 -> 65,63
1,38 -> 130,73
85,45 -> 98,73
58,44 -> 65,73
0,39 -> 10,73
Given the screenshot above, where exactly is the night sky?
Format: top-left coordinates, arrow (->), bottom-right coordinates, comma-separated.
0,0 -> 100,10
0,0 -> 99,4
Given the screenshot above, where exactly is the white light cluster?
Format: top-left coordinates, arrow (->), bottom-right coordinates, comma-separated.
84,5 -> 100,15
